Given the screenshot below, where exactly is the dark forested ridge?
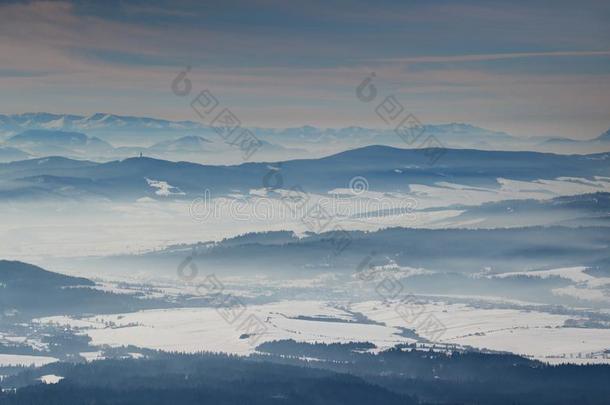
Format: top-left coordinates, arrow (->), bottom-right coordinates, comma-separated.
0,260 -> 92,288
0,352 -> 415,405
256,340 -> 610,404
0,260 -> 168,318
1,343 -> 609,405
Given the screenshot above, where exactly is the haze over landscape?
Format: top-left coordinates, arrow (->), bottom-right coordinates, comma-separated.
1,1 -> 610,404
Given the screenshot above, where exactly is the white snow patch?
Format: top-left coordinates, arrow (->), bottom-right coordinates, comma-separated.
0,354 -> 58,367
145,178 -> 185,197
80,351 -> 105,362
494,266 -> 594,283
39,374 -> 63,384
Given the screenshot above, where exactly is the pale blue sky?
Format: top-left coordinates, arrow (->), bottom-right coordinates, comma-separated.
0,0 -> 609,138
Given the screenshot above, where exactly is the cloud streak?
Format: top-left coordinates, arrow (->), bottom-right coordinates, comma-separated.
372,50 -> 610,64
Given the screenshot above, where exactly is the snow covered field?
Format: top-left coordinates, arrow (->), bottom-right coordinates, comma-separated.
38,299 -> 610,364
39,301 -> 415,356
354,300 -> 610,364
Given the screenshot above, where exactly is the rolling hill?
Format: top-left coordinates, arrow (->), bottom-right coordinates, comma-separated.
0,145 -> 608,201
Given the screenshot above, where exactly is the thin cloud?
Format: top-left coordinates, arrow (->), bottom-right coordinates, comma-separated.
371,50 -> 610,64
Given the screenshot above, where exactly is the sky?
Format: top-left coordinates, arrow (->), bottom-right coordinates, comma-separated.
0,0 -> 609,139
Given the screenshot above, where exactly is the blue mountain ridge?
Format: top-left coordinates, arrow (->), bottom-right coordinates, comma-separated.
0,145 -> 608,200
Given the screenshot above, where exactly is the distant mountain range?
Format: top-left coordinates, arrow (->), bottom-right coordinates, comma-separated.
147,135 -> 212,153
0,113 -> 199,135
539,128 -> 610,151
0,113 -> 221,153
0,145 -> 608,201
1,113 -> 608,156
4,129 -> 114,158
0,129 -> 300,163
254,123 -> 517,149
